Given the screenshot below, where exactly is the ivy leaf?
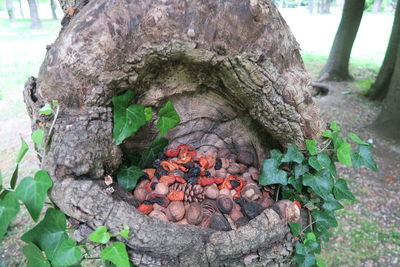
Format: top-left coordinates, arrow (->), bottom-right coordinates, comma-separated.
302,170 -> 333,199
10,165 -> 19,190
51,239 -> 82,267
139,138 -> 168,168
333,179 -> 356,201
288,222 -> 301,236
295,163 -> 309,178
0,170 -> 3,191
16,137 -> 28,164
22,243 -> 51,267
306,140 -> 318,155
89,226 -> 111,244
16,170 -> 53,221
329,120 -> 341,131
308,156 -> 322,171
0,192 -> 20,240
259,159 -> 287,186
322,194 -> 344,211
348,133 -> 368,145
311,210 -> 338,233
316,258 -> 325,267
288,176 -> 303,192
321,130 -> 332,138
32,129 -> 45,149
304,232 -> 321,253
21,208 -> 68,261
317,153 -> 337,177
117,165 -> 144,191
144,107 -> 152,121
294,252 -> 316,267
352,145 -> 378,171
270,149 -> 284,166
100,242 -> 130,267
282,145 -> 304,164
332,133 -> 344,150
112,91 -> 146,145
39,104 -> 54,115
157,101 -> 180,136
119,225 -> 130,239
337,142 -> 352,167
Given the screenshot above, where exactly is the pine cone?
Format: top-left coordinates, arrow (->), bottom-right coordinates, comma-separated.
169,183 -> 205,203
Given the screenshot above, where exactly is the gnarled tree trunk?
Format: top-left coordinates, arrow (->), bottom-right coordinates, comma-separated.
24,0 -> 324,266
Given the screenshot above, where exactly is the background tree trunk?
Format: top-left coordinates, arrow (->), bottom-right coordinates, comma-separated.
19,0 -> 24,18
319,0 -> 365,81
372,0 -> 383,13
6,0 -> 16,22
308,0 -> 315,13
373,40 -> 400,140
27,0 -> 42,29
26,0 -> 324,265
369,0 -> 400,100
50,0 -> 58,20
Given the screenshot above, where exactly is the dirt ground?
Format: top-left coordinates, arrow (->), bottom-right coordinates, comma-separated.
0,73 -> 399,266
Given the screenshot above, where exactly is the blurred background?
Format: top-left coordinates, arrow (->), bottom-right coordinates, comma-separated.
0,0 -> 399,266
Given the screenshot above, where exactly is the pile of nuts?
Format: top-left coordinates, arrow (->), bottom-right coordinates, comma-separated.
131,144 -> 275,231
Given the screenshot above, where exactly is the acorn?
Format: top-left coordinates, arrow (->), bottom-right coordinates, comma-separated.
219,188 -> 231,196
241,184 -> 262,201
210,214 -> 232,231
248,167 -> 259,181
149,210 -> 168,222
166,201 -> 186,222
227,162 -> 241,175
241,202 -> 264,220
205,184 -> 219,199
230,209 -> 244,221
186,202 -> 204,225
216,195 -> 234,214
272,200 -> 300,223
133,187 -> 148,203
154,182 -> 169,195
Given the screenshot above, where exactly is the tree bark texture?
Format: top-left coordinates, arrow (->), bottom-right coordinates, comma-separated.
373,40 -> 400,141
27,0 -> 42,29
369,0 -> 400,101
319,0 -> 365,81
6,0 -> 16,22
24,0 -> 324,265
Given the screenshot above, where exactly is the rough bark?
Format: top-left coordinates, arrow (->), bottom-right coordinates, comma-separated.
6,0 -> 16,22
369,0 -> 400,101
27,0 -> 42,29
24,0 -> 324,265
373,40 -> 400,141
372,0 -> 383,13
319,0 -> 365,81
51,0 -> 58,20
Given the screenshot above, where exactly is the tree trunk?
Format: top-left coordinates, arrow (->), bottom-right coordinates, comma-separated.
6,0 -> 16,22
27,0 -> 42,29
373,40 -> 400,140
319,0 -> 365,81
309,0 -> 315,13
372,0 -> 383,13
369,0 -> 400,100
50,0 -> 58,20
25,0 -> 324,265
19,0 -> 24,18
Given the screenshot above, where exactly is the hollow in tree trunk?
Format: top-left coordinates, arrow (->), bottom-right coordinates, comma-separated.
319,0 -> 365,81
27,0 -> 42,29
373,40 -> 400,141
24,0 -> 325,265
6,0 -> 16,22
369,0 -> 400,101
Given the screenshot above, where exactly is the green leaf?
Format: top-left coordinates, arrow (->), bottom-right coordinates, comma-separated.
316,257 -> 325,267
295,243 -> 307,255
89,226 -> 111,244
306,140 -> 318,155
304,233 -> 320,253
317,153 -> 337,177
322,194 -> 344,211
100,242 -> 130,267
288,222 -> 301,236
329,120 -> 341,131
10,165 -> 19,190
32,129 -> 45,149
23,243 -> 51,267
16,137 -> 28,164
157,101 -> 180,136
352,145 -> 378,171
337,142 -> 352,166
348,133 -> 368,145
302,170 -> 334,199
39,104 -> 54,115
112,91 -> 146,145
144,107 -> 152,121
282,145 -> 304,164
117,165 -> 144,191
312,210 -> 338,233
16,170 -> 52,221
308,156 -> 322,171
295,163 -> 309,178
332,134 -> 344,150
51,239 -> 82,267
119,225 -> 130,239
259,159 -> 287,186
288,176 -> 303,192
139,138 -> 168,168
333,179 -> 356,201
294,252 -> 316,267
321,130 -> 332,138
21,208 -> 68,261
0,192 -> 20,240
0,170 -> 3,191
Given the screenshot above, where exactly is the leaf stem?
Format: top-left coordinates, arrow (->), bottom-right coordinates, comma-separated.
40,104 -> 60,168
275,185 -> 280,202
